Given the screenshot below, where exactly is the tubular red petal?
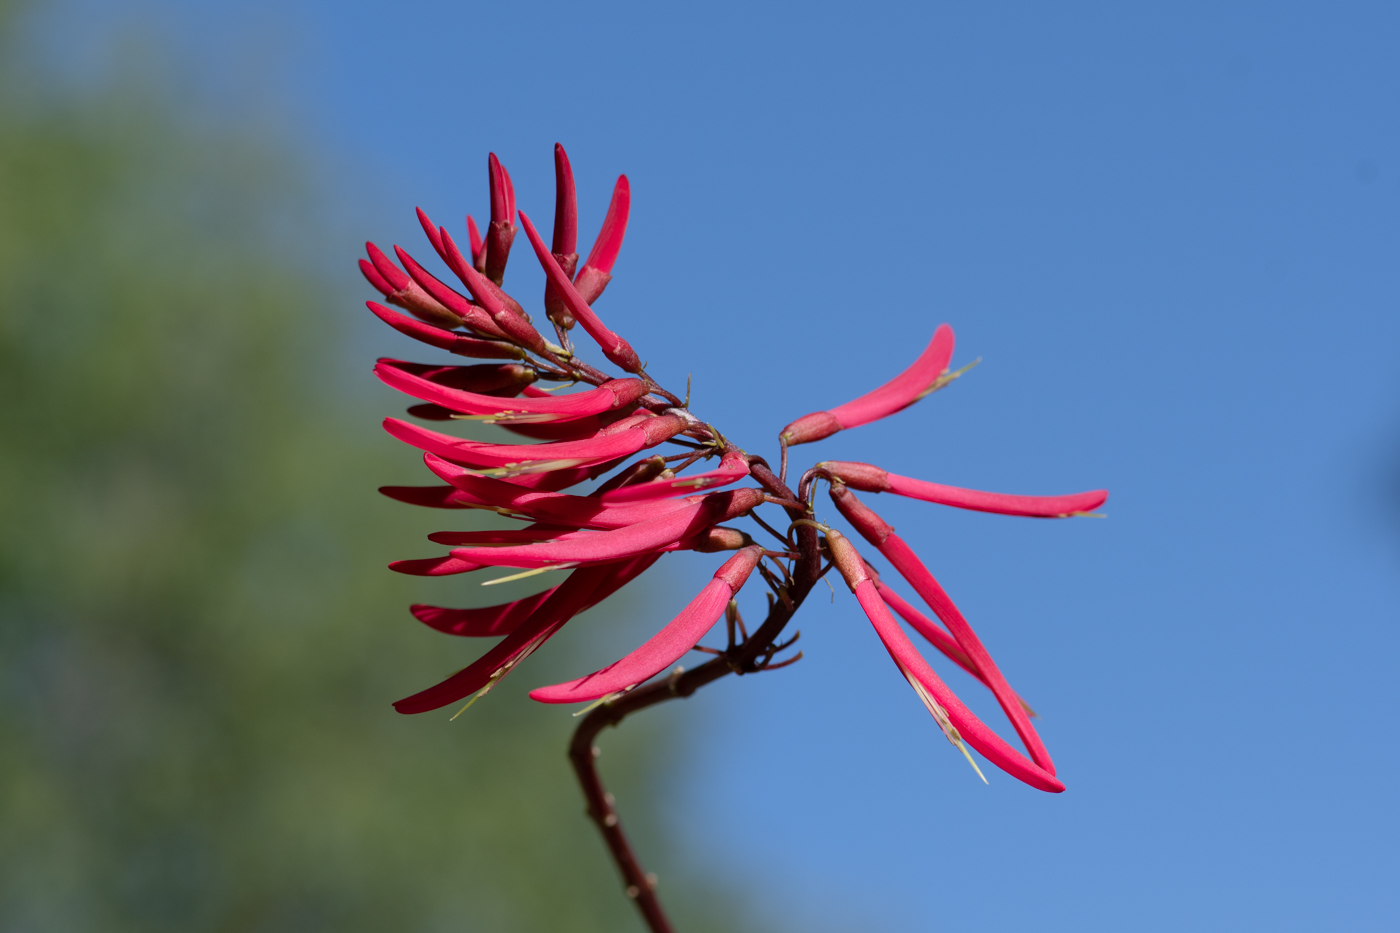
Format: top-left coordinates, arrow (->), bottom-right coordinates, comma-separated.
854,576 -> 1063,792
884,472 -> 1109,517
366,241 -> 411,291
517,210 -> 642,372
383,414 -> 683,469
552,143 -> 579,256
780,326 -> 955,446
596,450 -> 751,504
423,454 -> 697,529
393,246 -> 507,338
483,153 -> 517,285
412,553 -> 659,638
379,485 -> 476,509
386,360 -> 535,395
392,563 -> 614,714
366,302 -> 524,360
531,545 -> 764,702
822,461 -> 1108,518
545,145 -> 582,330
581,174 -> 630,275
438,229 -> 546,353
388,555 -> 483,576
874,579 -> 980,679
825,530 -> 1062,792
415,208 -> 448,263
428,527 -> 594,546
376,360 -> 640,422
829,484 -> 1055,774
359,258 -> 394,296
466,214 -> 485,270
448,488 -> 765,569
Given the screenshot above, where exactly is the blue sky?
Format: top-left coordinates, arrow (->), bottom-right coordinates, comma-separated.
36,1 -> 1400,929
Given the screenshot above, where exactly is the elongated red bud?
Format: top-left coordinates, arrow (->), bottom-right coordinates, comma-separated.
821,461 -> 1108,517
393,246 -> 508,338
415,208 -> 448,264
388,555 -> 483,576
517,210 -> 642,372
383,413 -> 685,470
781,325 -> 956,446
483,152 -> 517,285
691,526 -> 754,552
438,229 -> 549,355
574,175 -> 629,304
824,529 -> 1063,792
363,243 -> 463,329
530,545 -> 763,703
366,302 -> 524,360
466,214 -> 485,271
828,484 -> 1055,775
377,361 -> 642,423
545,144 -> 582,330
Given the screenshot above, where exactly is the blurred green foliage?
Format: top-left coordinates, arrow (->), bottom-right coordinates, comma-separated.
0,7 -> 751,932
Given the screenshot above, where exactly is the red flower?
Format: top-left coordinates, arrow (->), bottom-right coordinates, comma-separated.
362,144 -> 1105,793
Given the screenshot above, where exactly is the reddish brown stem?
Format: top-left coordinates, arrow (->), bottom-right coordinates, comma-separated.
568,449 -> 817,932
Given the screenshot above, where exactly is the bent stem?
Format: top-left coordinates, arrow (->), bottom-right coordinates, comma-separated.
568,457 -> 819,933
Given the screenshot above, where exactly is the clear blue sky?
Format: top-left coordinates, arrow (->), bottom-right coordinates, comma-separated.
39,1 -> 1400,929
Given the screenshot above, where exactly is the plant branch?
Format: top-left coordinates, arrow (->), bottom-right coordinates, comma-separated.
568,449 -> 819,932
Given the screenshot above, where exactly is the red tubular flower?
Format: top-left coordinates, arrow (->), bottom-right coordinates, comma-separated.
412,553 -> 661,637
544,142 -> 580,331
517,210 -> 643,373
819,460 -> 1108,517
365,301 -> 524,360
360,242 -> 462,330
531,545 -> 766,703
483,152 -> 517,286
393,245 -> 510,339
383,413 -> 686,470
447,488 -> 765,569
825,528 -> 1064,793
827,482 -> 1055,776
376,360 -> 646,423
573,175 -> 630,304
781,324 -> 955,446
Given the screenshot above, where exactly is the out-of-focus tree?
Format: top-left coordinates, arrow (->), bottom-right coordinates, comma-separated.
0,6 -> 751,931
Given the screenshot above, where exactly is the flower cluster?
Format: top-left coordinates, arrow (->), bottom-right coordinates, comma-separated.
362,145 -> 1106,793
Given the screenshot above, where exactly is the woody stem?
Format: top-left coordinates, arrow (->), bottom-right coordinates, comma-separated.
568,452 -> 819,933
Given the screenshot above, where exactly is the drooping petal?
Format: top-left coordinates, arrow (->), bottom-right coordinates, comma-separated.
531,546 -> 764,702
392,562 -> 615,714
366,302 -> 524,360
574,175 -> 630,304
829,483 -> 1055,775
411,552 -> 660,637
517,210 -> 642,373
448,488 -> 765,569
596,449 -> 750,504
824,529 -> 1063,793
820,460 -> 1108,518
383,360 -> 537,397
781,326 -> 955,446
377,360 -> 645,423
